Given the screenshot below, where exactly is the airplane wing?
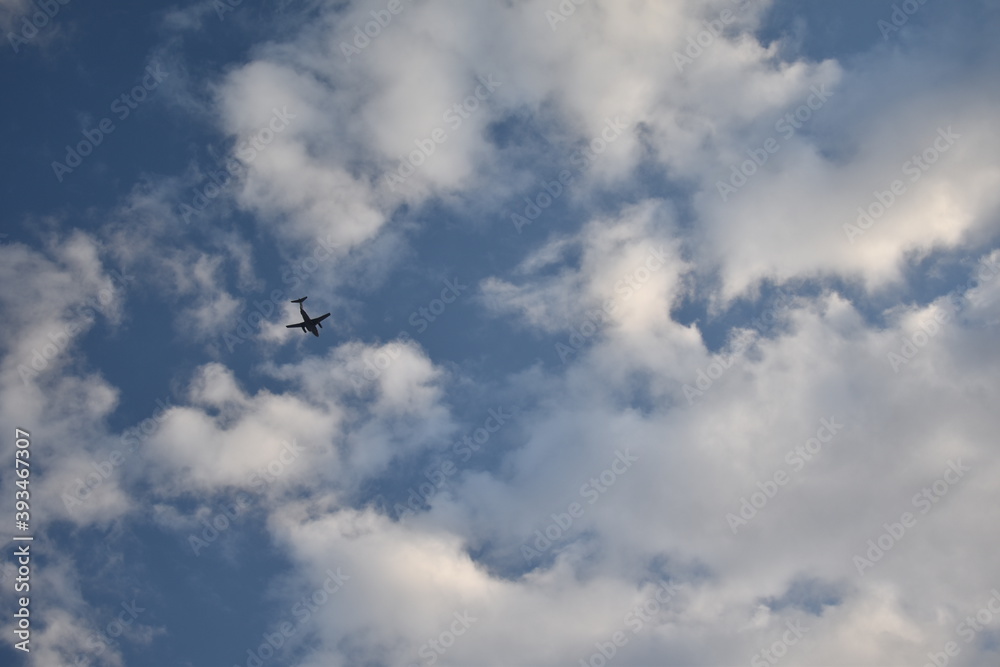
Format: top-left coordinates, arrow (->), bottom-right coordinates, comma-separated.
286,322 -> 307,328
310,313 -> 331,325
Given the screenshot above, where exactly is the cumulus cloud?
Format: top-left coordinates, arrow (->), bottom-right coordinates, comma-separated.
254,278 -> 1000,666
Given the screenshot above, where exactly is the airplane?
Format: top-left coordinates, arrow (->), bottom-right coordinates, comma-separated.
285,297 -> 331,337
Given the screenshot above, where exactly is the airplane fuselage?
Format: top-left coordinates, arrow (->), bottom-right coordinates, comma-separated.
299,305 -> 320,336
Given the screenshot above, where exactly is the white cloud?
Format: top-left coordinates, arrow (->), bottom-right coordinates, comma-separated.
244,277 -> 1000,666
0,232 -> 136,526
131,2 -> 1000,663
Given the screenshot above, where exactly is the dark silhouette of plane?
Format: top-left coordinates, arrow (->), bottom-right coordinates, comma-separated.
285,297 -> 331,337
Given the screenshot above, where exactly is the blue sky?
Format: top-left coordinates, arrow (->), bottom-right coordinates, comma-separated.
2,0 -> 1000,665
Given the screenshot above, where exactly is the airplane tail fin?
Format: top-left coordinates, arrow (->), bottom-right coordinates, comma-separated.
291,297 -> 307,304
